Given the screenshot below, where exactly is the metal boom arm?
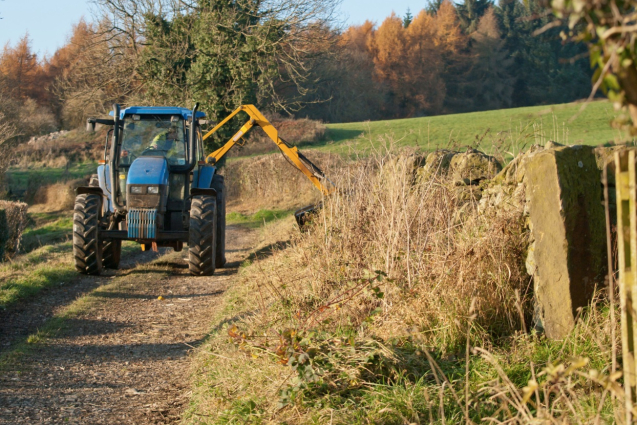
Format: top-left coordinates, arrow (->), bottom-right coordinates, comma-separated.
202,105 -> 334,196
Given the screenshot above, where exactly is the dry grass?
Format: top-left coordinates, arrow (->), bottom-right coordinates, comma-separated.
292,149 -> 530,348
186,144 -> 615,424
30,179 -> 87,212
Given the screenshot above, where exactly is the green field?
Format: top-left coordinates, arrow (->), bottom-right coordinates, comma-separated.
5,162 -> 97,192
309,100 -> 630,157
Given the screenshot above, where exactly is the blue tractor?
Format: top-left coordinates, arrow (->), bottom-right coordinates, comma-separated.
77,103 -> 333,276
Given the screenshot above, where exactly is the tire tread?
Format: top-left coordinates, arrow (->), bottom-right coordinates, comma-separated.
188,195 -> 216,276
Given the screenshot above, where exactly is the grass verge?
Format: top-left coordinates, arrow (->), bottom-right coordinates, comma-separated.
227,209 -> 295,228
0,240 -> 138,310
184,228 -> 617,424
0,242 -> 75,310
21,216 -> 73,252
5,162 -> 96,193
183,147 -> 620,423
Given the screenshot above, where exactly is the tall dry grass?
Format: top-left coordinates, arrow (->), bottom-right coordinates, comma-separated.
188,146 -> 580,423
297,149 -> 530,347
30,179 -> 87,211
228,146 -> 531,352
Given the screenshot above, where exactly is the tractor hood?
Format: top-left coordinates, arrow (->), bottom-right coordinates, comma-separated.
126,156 -> 169,213
127,156 -> 169,186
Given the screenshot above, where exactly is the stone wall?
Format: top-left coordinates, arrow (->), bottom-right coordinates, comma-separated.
418,143 -> 613,339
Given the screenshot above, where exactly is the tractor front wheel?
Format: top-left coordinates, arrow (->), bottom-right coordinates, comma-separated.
188,195 -> 217,276
73,193 -> 103,275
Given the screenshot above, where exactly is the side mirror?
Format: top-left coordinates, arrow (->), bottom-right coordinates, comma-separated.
86,119 -> 96,133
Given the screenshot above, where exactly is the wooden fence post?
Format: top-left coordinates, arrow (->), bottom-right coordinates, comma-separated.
615,150 -> 637,423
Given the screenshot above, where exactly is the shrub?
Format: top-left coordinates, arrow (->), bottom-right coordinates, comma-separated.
0,209 -> 8,261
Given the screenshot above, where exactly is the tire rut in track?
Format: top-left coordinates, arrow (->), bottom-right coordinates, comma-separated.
0,224 -> 257,424
0,249 -> 163,355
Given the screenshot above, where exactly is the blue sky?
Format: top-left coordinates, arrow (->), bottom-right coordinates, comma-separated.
0,0 -> 416,57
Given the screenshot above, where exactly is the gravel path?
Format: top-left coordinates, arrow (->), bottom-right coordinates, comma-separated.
0,225 -> 256,424
0,249 -> 163,353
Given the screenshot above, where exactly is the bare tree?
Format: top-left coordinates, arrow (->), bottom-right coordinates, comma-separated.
53,19 -> 138,126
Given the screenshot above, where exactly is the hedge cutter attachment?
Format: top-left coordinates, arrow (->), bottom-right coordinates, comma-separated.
203,105 -> 335,228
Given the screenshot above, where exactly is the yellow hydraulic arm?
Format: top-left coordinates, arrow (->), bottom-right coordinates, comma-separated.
203,105 -> 334,196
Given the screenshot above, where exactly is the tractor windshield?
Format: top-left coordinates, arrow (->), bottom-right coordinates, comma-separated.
120,116 -> 187,166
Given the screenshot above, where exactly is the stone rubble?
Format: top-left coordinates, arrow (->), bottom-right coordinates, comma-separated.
27,130 -> 69,145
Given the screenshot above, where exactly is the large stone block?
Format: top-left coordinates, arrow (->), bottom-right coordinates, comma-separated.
524,145 -> 606,339
450,148 -> 502,184
415,149 -> 457,182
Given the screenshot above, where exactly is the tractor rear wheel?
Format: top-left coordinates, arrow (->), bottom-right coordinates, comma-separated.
211,174 -> 226,268
188,195 -> 217,276
73,193 -> 103,275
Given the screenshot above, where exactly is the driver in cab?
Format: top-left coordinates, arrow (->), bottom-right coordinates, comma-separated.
148,127 -> 185,161
120,123 -> 185,165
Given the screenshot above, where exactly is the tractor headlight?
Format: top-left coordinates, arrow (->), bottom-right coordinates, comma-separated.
131,186 -> 143,194
147,186 -> 159,194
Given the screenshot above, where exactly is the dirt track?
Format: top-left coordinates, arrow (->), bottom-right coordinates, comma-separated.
0,225 -> 257,424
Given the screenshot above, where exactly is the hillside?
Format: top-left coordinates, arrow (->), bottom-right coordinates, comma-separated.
314,100 -> 629,156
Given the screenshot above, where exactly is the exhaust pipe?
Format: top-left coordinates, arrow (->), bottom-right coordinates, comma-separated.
109,104 -> 124,213
187,103 -> 199,172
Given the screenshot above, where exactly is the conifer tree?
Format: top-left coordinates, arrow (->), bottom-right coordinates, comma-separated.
467,7 -> 514,110
0,35 -> 40,101
435,0 -> 470,112
455,0 -> 492,33
426,0 -> 444,14
403,8 -> 413,28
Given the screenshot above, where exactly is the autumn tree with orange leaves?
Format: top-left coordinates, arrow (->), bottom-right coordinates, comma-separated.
367,1 -> 466,118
